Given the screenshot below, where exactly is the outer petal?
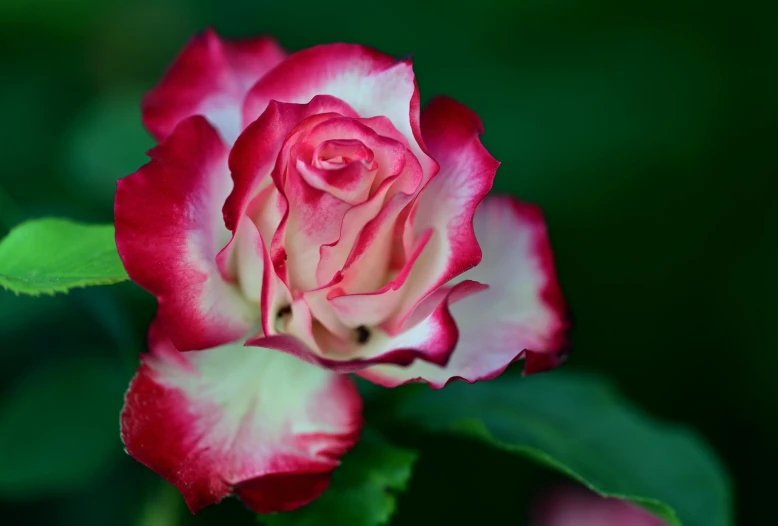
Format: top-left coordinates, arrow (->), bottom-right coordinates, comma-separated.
383,96 -> 499,331
359,196 -> 567,388
533,487 -> 666,526
143,28 -> 286,144
242,43 -> 436,178
121,322 -> 362,514
115,116 -> 257,351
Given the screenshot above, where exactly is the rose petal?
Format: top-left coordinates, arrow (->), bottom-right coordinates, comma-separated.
230,218 -> 265,304
327,226 -> 433,327
242,43 -> 436,179
220,96 -> 359,294
115,116 -> 257,351
121,321 -> 362,514
314,121 -> 420,289
299,117 -> 409,204
533,487 -> 667,526
249,279 -> 485,373
359,196 -> 568,388
260,229 -> 294,338
283,157 -> 352,292
301,141 -> 378,205
143,28 -> 285,144
215,184 -> 282,288
280,115 -> 419,293
223,96 -> 358,237
383,96 -> 499,331
314,181 -> 396,292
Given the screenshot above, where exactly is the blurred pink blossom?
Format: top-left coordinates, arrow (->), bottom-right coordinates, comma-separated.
534,486 -> 666,526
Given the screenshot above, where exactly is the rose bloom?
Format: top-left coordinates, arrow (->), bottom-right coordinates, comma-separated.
533,487 -> 667,526
115,29 -> 567,514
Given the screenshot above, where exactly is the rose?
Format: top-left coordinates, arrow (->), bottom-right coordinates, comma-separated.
533,487 -> 667,526
115,29 -> 567,514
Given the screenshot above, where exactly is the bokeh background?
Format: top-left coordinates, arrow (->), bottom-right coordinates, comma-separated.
0,0 -> 775,524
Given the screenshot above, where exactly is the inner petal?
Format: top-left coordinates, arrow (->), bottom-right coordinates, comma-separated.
282,159 -> 350,292
303,117 -> 408,195
314,138 -> 423,292
314,139 -> 375,169
297,153 -> 377,206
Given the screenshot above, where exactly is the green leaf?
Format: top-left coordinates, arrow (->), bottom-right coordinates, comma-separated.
0,218 -> 128,295
375,373 -> 732,526
259,431 -> 417,526
0,358 -> 128,498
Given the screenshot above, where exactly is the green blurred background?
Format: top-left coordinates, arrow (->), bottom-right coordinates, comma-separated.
0,0 -> 775,524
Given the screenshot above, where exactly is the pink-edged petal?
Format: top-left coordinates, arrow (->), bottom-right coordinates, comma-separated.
249,185 -> 288,251
327,227 -> 433,328
250,280 -> 484,374
314,188 -> 391,290
115,116 -> 257,351
215,184 -> 280,287
121,321 -> 362,514
242,43 -> 436,179
283,115 -> 418,293
320,97 -> 493,330
314,143 -> 419,289
260,231 -> 294,338
300,117 -> 409,203
143,28 -> 286,144
533,486 -> 666,526
359,196 -> 568,388
220,97 -> 358,294
303,140 -> 378,205
223,96 -> 357,234
282,157 -> 353,292
303,117 -> 408,177
382,96 -> 499,331
223,218 -> 265,304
